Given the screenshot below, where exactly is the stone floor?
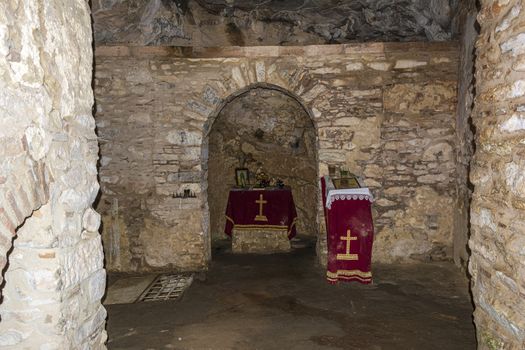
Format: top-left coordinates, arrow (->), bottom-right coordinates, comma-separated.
105,243 -> 476,350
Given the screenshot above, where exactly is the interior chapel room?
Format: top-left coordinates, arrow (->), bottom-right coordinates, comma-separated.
0,0 -> 524,349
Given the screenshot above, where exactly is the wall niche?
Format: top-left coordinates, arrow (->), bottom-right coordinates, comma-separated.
208,88 -> 318,243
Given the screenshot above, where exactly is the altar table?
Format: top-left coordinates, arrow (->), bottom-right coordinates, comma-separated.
321,176 -> 374,284
225,187 -> 298,239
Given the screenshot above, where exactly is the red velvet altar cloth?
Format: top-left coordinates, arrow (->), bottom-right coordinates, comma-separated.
224,187 -> 298,239
322,177 -> 374,284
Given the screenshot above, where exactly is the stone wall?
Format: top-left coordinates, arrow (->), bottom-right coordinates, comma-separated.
208,88 -> 317,241
454,0 -> 478,267
92,0 -> 458,46
470,0 -> 525,348
94,42 -> 460,272
0,1 -> 106,348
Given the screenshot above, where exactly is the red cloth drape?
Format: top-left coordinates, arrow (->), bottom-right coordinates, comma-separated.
322,177 -> 374,284
224,188 -> 298,239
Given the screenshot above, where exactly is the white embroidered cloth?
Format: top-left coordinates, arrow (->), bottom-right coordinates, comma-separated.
324,176 -> 374,209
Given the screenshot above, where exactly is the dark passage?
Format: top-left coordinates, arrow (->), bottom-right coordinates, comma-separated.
106,242 -> 476,349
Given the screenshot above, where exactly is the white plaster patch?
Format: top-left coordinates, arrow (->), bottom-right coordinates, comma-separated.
496,4 -> 521,33
468,241 -> 497,263
500,114 -> 525,132
74,114 -> 96,130
0,330 -> 25,346
82,208 -> 101,232
501,33 -> 525,56
59,188 -> 90,212
508,80 -> 525,98
478,294 -> 524,340
32,268 -> 59,291
345,62 -> 364,71
368,62 -> 390,71
312,67 -> 341,74
479,208 -> 497,231
231,66 -> 246,88
394,60 -> 427,69
0,23 -> 9,57
505,162 -> 525,198
61,237 -> 105,290
89,182 -> 100,204
25,125 -> 50,161
255,61 -> 266,82
513,56 -> 525,71
495,271 -> 519,293
86,269 -> 106,303
311,107 -> 321,119
318,150 -> 345,163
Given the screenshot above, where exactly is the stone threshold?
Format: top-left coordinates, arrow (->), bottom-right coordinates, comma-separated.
95,41 -> 459,59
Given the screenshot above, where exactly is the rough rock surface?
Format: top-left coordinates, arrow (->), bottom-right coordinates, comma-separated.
208,88 -> 317,240
92,0 -> 459,46
94,42 -> 459,272
0,0 -> 106,348
453,0 -> 477,268
469,0 -> 525,348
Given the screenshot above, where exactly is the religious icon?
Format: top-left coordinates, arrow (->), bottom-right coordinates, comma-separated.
235,168 -> 249,188
334,177 -> 360,189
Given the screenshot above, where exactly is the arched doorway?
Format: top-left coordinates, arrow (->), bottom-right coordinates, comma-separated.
204,84 -> 319,254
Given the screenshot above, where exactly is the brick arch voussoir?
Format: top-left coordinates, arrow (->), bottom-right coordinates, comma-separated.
0,159 -> 50,286
202,80 -> 319,139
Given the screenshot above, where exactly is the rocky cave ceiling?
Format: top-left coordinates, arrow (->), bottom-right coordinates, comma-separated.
93,0 -> 461,46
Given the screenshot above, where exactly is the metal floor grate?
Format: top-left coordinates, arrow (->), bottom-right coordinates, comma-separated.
137,274 -> 193,302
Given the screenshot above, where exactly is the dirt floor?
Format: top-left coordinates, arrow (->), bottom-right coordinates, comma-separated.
105,242 -> 476,350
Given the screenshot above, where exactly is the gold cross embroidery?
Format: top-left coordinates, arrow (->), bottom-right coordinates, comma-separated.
254,194 -> 268,222
336,229 -> 358,261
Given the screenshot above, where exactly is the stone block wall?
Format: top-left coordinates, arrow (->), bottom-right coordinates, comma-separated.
470,0 -> 525,348
94,42 -> 460,272
0,1 -> 106,348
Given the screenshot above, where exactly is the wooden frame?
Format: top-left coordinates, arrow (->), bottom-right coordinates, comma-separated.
235,168 -> 249,187
333,177 -> 360,189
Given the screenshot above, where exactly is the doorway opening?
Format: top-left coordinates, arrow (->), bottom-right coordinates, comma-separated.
205,86 -> 319,256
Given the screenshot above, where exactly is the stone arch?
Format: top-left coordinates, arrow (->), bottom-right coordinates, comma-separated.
0,158 -> 49,287
0,124 -> 105,347
203,82 -> 319,138
199,81 -> 321,260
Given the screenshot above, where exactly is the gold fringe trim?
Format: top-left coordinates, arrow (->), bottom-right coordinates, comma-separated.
225,216 -> 298,234
233,224 -> 288,230
327,275 -> 371,283
326,269 -> 372,279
